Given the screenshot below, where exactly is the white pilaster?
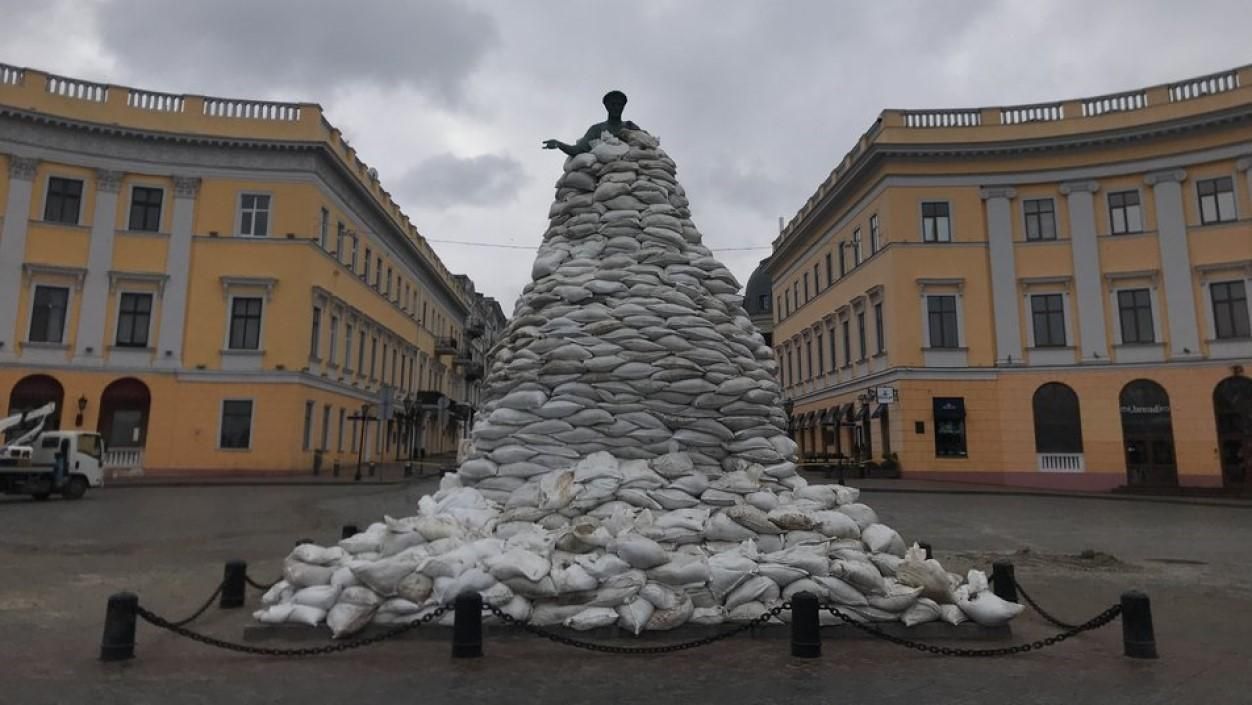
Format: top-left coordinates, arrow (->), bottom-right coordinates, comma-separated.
1060,180 -> 1109,362
980,187 -> 1022,364
1145,169 -> 1201,358
155,176 -> 200,368
0,156 -> 38,361
74,169 -> 124,364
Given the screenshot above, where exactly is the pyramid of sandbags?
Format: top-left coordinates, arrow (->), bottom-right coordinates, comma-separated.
254,129 -> 1023,638
459,128 -> 792,501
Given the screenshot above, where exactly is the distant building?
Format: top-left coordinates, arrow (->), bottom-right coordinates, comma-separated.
0,64 -> 501,474
770,64 -> 1252,492
744,257 -> 774,347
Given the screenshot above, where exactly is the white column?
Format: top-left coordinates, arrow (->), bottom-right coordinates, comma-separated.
979,187 -> 1022,364
0,156 -> 39,361
1060,180 -> 1109,362
74,169 -> 124,364
155,177 -> 200,368
1145,169 -> 1201,358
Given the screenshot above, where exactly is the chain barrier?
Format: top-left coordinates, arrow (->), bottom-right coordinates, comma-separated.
135,603 -> 451,657
167,581 -> 225,628
1012,579 -> 1078,630
820,602 -> 1122,657
482,601 -> 790,654
245,574 -> 279,591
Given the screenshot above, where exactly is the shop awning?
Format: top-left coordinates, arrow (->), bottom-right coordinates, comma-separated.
933,397 -> 965,420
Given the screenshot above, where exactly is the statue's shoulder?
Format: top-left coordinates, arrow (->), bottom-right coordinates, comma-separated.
625,120 -> 640,130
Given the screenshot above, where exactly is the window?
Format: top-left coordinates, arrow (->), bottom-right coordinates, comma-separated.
1198,176 -> 1236,225
328,315 -> 339,365
382,342 -> 389,382
829,328 -> 838,369
343,322 -> 354,371
1117,289 -> 1155,344
1108,191 -> 1143,234
115,292 -> 153,348
784,290 -> 791,317
321,404 -> 331,451
337,408 -> 346,452
351,235 -> 359,272
1033,383 -> 1083,453
870,214 -> 881,253
364,248 -> 372,281
357,331 -> 367,376
838,242 -> 847,276
28,285 -> 69,343
387,267 -> 393,298
319,209 -> 329,250
825,253 -> 833,286
803,273 -> 810,301
302,400 -> 314,450
370,336 -> 378,379
815,332 -> 824,375
310,306 -> 322,359
933,397 -> 967,457
375,257 -> 382,289
921,202 -> 951,242
841,320 -> 851,365
1030,294 -> 1066,347
927,295 -> 959,349
391,348 -> 398,385
1024,198 -> 1057,241
1211,281 -> 1250,339
336,221 -> 346,260
228,297 -> 263,350
422,301 -> 428,325
44,177 -> 83,225
220,400 -> 253,449
786,348 -> 794,386
128,187 -> 163,232
852,228 -> 862,265
792,282 -> 799,309
857,311 -> 867,360
805,339 -> 813,381
238,193 -> 270,236
874,302 -> 885,354
757,293 -> 769,311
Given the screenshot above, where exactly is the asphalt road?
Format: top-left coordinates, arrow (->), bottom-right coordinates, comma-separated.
1,479 -> 1249,704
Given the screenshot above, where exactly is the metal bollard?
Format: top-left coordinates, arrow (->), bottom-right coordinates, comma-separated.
341,524 -> 359,540
100,592 -> 138,662
368,461 -> 376,478
452,592 -> 483,658
919,542 -> 933,560
1121,590 -> 1158,659
790,591 -> 821,658
332,460 -> 341,477
220,560 -> 247,609
404,462 -> 413,478
990,560 -> 1018,603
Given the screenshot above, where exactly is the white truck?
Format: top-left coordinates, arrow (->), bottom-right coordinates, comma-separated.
0,403 -> 103,500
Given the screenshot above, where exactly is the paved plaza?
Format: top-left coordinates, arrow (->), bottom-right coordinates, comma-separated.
1,478 -> 1249,704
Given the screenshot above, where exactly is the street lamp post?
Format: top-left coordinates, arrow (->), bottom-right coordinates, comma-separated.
347,403 -> 376,482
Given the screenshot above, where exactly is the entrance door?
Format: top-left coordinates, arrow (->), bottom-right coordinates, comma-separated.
1213,376 -> 1252,489
1120,380 -> 1178,487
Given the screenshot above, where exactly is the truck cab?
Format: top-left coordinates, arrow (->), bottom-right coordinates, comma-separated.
0,430 -> 104,500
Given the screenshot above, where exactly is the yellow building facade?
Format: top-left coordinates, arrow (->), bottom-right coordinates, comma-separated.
0,65 -> 501,474
770,66 -> 1252,492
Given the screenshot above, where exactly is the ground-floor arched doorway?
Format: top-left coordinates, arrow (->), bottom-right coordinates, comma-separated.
97,377 -> 150,449
6,374 -> 64,433
1213,376 -> 1252,489
1120,379 -> 1177,488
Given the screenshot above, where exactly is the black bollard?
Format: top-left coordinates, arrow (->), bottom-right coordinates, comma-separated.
368,461 -> 376,478
220,560 -> 247,609
332,460 -> 341,477
341,524 -> 359,540
990,560 -> 1018,603
452,592 -> 483,658
790,591 -> 821,658
1121,590 -> 1158,659
100,592 -> 138,662
919,542 -> 933,560
404,462 -> 413,478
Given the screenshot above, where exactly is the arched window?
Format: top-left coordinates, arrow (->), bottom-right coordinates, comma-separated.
1119,379 -> 1177,487
7,374 -> 64,432
1032,382 -> 1083,453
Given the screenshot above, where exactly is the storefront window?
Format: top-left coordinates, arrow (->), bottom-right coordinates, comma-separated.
933,397 -> 967,457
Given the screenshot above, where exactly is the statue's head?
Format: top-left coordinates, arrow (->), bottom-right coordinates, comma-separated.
603,90 -> 627,118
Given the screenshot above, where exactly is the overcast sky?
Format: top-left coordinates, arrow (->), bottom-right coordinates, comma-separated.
4,0 -> 1251,311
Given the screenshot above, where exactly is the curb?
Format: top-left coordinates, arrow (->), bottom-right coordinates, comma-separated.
848,484 -> 1252,508
101,473 -> 449,490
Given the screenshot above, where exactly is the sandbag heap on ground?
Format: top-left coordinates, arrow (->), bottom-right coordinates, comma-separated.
255,129 -> 1023,636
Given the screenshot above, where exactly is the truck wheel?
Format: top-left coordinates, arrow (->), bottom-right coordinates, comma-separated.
62,476 -> 88,500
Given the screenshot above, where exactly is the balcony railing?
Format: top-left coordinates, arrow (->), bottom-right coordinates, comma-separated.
202,97 -> 302,121
1081,89 -> 1148,117
127,88 -> 185,113
103,447 -> 144,476
1037,453 -> 1084,473
0,63 -> 23,86
1000,101 -> 1064,125
901,109 -> 982,128
435,337 -> 458,355
465,318 -> 485,338
46,73 -> 108,102
1169,68 -> 1240,103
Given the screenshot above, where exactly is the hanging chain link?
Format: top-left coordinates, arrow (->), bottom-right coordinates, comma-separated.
245,574 -> 280,591
482,601 -> 790,654
135,603 -> 451,657
820,602 -> 1122,657
167,581 -> 225,628
1012,579 -> 1078,630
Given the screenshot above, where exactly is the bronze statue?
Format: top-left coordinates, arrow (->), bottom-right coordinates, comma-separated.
543,90 -> 639,156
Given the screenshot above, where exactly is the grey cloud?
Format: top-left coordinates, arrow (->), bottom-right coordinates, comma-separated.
396,153 -> 526,209
93,0 -> 499,103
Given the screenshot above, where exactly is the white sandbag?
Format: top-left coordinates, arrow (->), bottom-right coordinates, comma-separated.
414,516 -> 463,542
283,559 -> 336,588
327,602 -> 376,638
810,510 -> 861,539
755,534 -> 785,553
830,559 -> 887,595
339,526 -> 387,554
564,607 -> 620,631
726,601 -> 768,623
724,504 -> 782,534
647,555 -> 709,585
433,568 -> 497,605
690,606 -> 726,625
745,491 -> 779,512
567,516 -> 615,548
862,524 -> 907,557
253,604 -> 294,624
725,576 -> 780,611
650,488 -> 700,510
708,551 -> 757,599
654,507 -> 710,532
700,489 -> 741,506
351,552 -> 424,595
503,576 -> 559,599
537,471 -> 580,511
756,563 -> 809,587
939,603 -> 968,626
966,569 -> 990,595
262,580 -> 293,606
811,576 -> 870,606
902,597 -> 943,627
291,544 -> 346,566
485,549 -> 551,582
895,550 -> 955,603
765,546 -> 829,576
575,553 -> 633,580
610,533 -> 669,569
958,591 -> 1024,626
836,503 -> 879,531
379,531 -> 428,558
645,596 -> 694,631
588,570 -> 646,606
531,603 -> 591,626
616,597 -> 655,635
668,473 -> 709,497
781,579 -> 826,602
868,582 -> 923,612
292,585 -> 340,611
869,553 -> 903,578
378,598 -> 423,616
703,512 -> 759,542
767,507 -> 817,531
552,563 -> 599,593
395,572 -> 433,604
650,452 -> 695,479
